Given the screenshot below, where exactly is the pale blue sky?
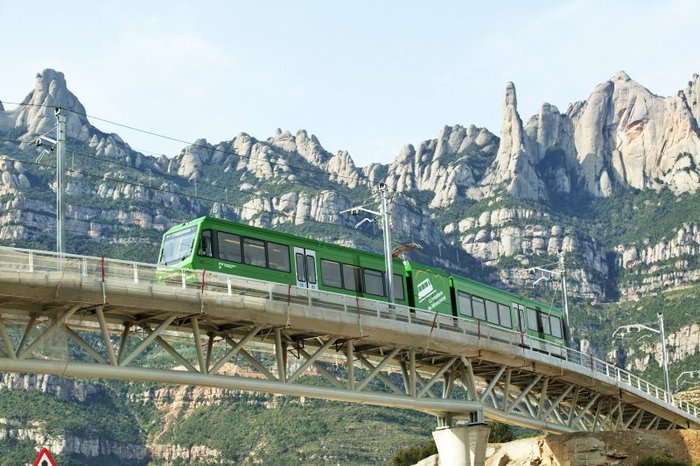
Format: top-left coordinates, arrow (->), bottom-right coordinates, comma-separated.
1,0 -> 698,166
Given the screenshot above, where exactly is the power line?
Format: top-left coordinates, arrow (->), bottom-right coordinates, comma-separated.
0,135 -> 428,237
1,104 -> 544,248
1,151 -> 408,250
2,102 -> 485,230
1,101 -> 367,185
1,132 -> 543,258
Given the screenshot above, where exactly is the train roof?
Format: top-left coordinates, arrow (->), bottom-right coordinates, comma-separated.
164,216 -> 404,266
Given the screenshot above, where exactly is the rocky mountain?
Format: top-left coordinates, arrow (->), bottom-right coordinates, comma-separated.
470,71 -> 700,201
1,66 -> 698,333
1,68 -> 700,463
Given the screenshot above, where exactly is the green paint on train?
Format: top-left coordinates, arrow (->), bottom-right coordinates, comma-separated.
158,216 -> 567,346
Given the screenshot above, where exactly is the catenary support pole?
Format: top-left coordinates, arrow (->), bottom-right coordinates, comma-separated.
559,250 -> 572,348
658,313 -> 671,395
55,107 -> 66,255
379,183 -> 394,303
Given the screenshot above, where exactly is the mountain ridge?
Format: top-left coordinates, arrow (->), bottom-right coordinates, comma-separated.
1,69 -> 700,294
1,67 -> 700,465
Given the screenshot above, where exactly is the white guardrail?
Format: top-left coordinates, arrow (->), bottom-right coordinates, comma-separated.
0,246 -> 698,421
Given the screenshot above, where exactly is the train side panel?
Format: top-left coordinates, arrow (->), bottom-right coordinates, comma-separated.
405,262 -> 452,315
160,216 -> 409,306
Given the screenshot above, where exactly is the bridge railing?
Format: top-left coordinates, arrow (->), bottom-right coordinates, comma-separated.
0,246 -> 697,420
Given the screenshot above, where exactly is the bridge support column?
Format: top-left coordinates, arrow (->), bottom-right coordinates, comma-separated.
432,423 -> 490,466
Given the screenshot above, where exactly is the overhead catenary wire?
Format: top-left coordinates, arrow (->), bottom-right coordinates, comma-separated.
2,102 -> 581,305
0,102 -> 548,249
3,102 -> 495,221
0,146 -> 424,248
0,135 -> 427,236
0,101 -> 366,185
1,105 -> 577,301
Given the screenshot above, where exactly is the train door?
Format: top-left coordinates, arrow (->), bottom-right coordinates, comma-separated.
514,304 -> 526,333
294,247 -> 318,290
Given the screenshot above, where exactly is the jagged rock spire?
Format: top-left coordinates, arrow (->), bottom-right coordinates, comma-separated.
470,82 -> 545,200
13,69 -> 91,142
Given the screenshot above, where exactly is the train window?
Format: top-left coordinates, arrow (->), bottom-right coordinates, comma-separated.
540,312 -> 551,334
218,232 -> 242,263
393,274 -> 405,301
198,230 -> 213,257
295,253 -> 305,282
321,259 -> 342,288
243,237 -> 267,267
160,226 -> 197,265
458,292 -> 472,316
485,300 -> 499,324
363,268 -> 385,296
527,308 -> 539,331
306,255 -> 317,284
514,304 -> 526,332
342,264 -> 361,291
267,242 -> 290,272
472,296 -> 486,320
498,304 -> 512,328
550,316 -> 563,338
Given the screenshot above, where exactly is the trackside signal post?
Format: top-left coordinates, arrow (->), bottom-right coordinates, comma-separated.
558,252 -> 571,348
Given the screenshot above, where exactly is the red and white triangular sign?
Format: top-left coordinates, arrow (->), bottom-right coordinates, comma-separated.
33,447 -> 57,466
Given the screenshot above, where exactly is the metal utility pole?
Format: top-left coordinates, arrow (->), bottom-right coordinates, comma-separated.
612,312 -> 671,396
658,313 -> 671,396
558,251 -> 571,349
340,182 -> 395,303
379,183 -> 394,304
55,107 -> 66,255
524,250 -> 572,348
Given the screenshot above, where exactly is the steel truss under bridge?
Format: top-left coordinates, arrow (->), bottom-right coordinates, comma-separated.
0,247 -> 697,433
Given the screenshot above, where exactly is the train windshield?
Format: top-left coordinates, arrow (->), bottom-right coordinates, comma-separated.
160,226 -> 197,266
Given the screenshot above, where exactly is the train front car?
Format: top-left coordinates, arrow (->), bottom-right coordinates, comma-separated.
157,216 -> 412,308
156,218 -> 206,285
158,219 -> 203,269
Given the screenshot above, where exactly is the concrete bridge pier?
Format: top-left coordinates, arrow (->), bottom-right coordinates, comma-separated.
432,423 -> 490,466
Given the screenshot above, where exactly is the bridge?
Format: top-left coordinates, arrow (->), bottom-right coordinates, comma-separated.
0,246 -> 697,465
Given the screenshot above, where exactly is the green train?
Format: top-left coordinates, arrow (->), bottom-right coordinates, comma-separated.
158,216 -> 567,346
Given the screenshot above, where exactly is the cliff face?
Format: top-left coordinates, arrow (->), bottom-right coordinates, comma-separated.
606,322 -> 700,375
570,72 -> 700,196
616,223 -> 700,299
0,368 -> 434,464
482,430 -> 700,466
